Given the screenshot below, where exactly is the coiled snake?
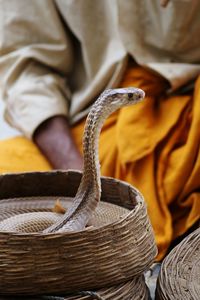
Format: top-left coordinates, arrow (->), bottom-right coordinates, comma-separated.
0,87 -> 145,233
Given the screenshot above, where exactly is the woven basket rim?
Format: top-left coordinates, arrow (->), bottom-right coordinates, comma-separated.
156,227 -> 200,300
0,170 -> 157,295
0,170 -> 145,237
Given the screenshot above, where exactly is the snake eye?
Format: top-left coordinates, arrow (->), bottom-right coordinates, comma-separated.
128,93 -> 133,99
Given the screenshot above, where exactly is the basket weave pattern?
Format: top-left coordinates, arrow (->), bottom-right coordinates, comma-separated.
0,171 -> 157,295
0,275 -> 150,299
156,227 -> 200,299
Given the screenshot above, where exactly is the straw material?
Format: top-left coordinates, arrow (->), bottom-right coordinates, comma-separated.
156,227 -> 200,299
0,170 -> 157,295
0,275 -> 149,299
0,197 -> 130,232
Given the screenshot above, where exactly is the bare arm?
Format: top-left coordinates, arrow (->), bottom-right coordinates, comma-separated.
160,0 -> 170,7
33,116 -> 83,170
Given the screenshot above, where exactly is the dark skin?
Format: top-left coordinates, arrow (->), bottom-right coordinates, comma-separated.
33,116 -> 83,170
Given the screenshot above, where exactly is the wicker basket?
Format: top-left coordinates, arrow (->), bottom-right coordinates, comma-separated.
156,227 -> 200,300
0,275 -> 150,299
0,170 -> 157,295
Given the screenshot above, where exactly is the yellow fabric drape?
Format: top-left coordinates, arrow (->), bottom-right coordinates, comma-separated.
0,63 -> 199,260
71,65 -> 200,260
0,137 -> 51,172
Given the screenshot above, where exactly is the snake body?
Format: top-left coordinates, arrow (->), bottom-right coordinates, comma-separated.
0,87 -> 145,233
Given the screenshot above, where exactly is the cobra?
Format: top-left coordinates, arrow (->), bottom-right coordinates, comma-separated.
0,87 -> 145,233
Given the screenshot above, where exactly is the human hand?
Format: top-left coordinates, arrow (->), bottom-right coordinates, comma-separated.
33,116 -> 83,170
160,0 -> 170,7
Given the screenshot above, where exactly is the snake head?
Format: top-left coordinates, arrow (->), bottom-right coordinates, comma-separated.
101,87 -> 145,108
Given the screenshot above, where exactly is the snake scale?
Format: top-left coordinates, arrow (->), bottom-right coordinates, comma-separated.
0,87 -> 145,233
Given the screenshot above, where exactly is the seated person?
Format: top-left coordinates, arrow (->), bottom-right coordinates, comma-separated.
0,0 -> 199,260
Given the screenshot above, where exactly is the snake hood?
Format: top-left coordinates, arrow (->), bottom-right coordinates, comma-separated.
99,87 -> 145,108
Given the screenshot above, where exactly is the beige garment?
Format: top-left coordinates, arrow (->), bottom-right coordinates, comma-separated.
0,0 -> 200,138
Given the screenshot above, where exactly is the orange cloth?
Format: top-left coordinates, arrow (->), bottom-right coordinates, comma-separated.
71,65 -> 200,260
0,137 -> 51,173
0,63 -> 199,260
